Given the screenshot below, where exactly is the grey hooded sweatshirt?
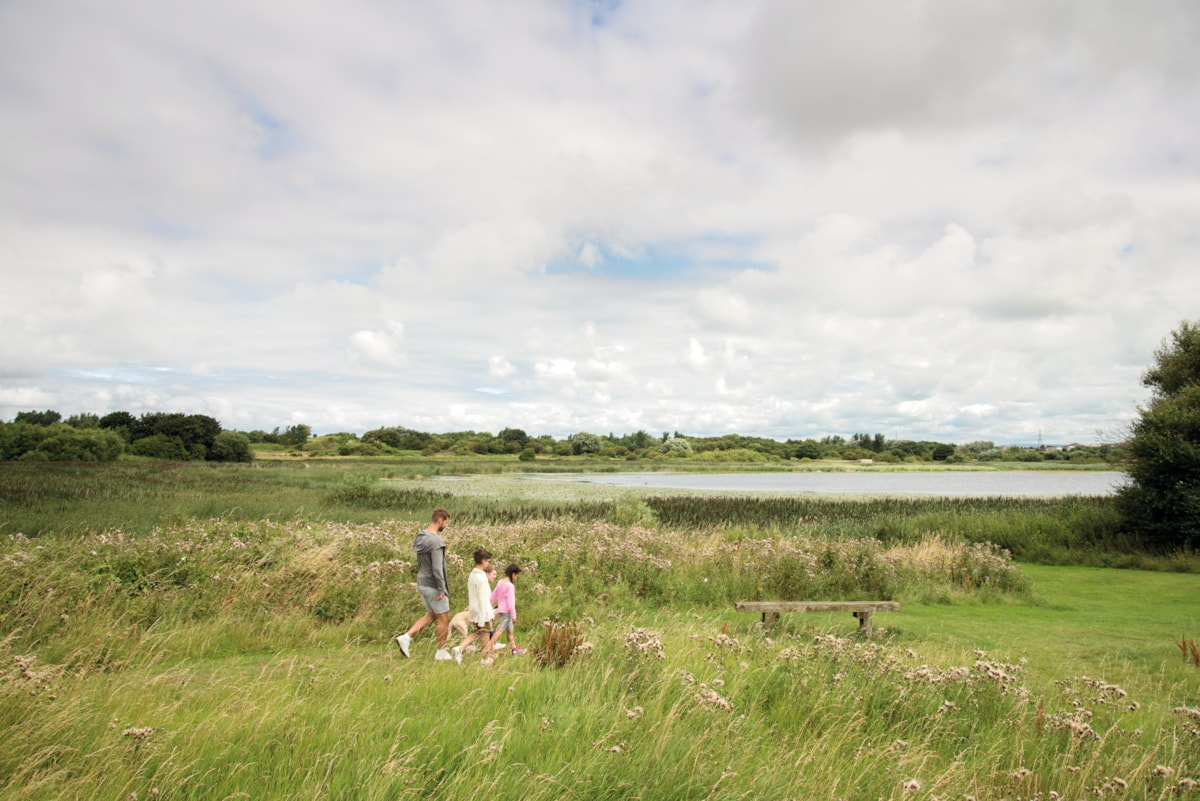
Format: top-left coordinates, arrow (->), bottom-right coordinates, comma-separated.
413,527 -> 449,597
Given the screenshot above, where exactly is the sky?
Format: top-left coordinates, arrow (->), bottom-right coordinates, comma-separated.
2,0 -> 1199,445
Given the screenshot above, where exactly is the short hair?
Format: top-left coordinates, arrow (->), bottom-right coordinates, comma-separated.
432,508 -> 450,522
505,563 -> 521,579
473,548 -> 492,565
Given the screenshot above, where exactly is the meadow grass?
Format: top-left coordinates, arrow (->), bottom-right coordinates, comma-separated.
3,510 -> 1200,800
3,460 -> 1199,799
3,571 -> 1199,800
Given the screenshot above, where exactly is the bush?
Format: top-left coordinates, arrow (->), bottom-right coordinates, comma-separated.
0,423 -> 124,461
659,437 -> 693,455
130,434 -> 191,460
210,431 -> 254,462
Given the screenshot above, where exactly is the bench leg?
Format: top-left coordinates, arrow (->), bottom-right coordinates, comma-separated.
854,611 -> 874,637
761,611 -> 778,627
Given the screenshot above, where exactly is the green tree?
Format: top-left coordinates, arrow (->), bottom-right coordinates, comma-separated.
14,410 -> 62,426
568,432 -> 602,455
1117,320 -> 1200,550
659,437 -> 693,455
99,411 -> 137,440
277,424 -> 311,449
931,443 -> 956,461
791,440 -> 822,460
498,427 -> 529,449
64,412 -> 101,429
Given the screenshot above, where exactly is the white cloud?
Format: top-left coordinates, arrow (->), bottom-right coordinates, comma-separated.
348,322 -> 407,369
488,356 -> 516,378
1,0 -> 1197,443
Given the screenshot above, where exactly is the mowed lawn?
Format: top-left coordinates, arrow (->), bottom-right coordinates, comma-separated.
888,564 -> 1200,688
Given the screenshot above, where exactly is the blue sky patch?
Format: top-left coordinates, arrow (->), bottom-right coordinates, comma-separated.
548,234 -> 764,280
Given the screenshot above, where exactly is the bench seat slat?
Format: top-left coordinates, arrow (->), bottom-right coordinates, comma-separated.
735,601 -> 899,613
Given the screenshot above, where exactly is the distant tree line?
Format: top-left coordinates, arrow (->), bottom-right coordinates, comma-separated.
0,410 -> 252,462
295,424 -> 1124,464
2,410 -> 1127,466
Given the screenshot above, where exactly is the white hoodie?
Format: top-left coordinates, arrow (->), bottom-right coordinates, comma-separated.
467,567 -> 495,625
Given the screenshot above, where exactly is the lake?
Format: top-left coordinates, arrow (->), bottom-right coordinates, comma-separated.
517,470 -> 1129,497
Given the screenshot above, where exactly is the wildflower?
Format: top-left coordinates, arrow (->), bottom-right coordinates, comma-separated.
694,688 -> 732,711
123,727 -> 155,741
902,779 -> 922,791
624,628 -> 665,659
626,707 -> 644,720
1152,766 -> 1173,778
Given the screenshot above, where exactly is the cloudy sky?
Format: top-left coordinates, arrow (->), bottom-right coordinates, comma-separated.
2,0 -> 1198,444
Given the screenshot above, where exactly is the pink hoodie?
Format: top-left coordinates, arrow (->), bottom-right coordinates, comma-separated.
490,579 -> 516,618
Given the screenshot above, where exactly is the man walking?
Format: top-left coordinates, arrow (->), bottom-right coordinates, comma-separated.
396,508 -> 453,661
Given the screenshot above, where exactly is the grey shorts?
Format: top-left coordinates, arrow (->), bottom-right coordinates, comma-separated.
493,613 -> 514,634
417,585 -> 450,615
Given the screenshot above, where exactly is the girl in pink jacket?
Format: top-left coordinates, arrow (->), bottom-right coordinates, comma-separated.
490,564 -> 525,655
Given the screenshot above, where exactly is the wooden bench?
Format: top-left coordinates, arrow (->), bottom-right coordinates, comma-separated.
735,601 -> 900,636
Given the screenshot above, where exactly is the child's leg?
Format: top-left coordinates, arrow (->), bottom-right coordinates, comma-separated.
480,624 -> 495,658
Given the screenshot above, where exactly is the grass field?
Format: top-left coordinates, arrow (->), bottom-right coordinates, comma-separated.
2,459 -> 1199,799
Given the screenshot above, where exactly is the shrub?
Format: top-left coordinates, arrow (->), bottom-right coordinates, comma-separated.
129,434 -> 191,460
210,431 -> 253,462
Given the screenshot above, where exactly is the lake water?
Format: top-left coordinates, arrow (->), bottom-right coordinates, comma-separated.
518,471 -> 1129,497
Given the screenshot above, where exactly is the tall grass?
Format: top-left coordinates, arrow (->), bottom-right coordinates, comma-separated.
4,602 -> 1198,800
4,459 -> 1200,799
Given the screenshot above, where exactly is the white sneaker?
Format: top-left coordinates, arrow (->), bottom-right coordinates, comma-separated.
480,657 -> 493,666
434,649 -> 453,661
493,642 -> 507,650
396,634 -> 412,658
452,646 -> 462,664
